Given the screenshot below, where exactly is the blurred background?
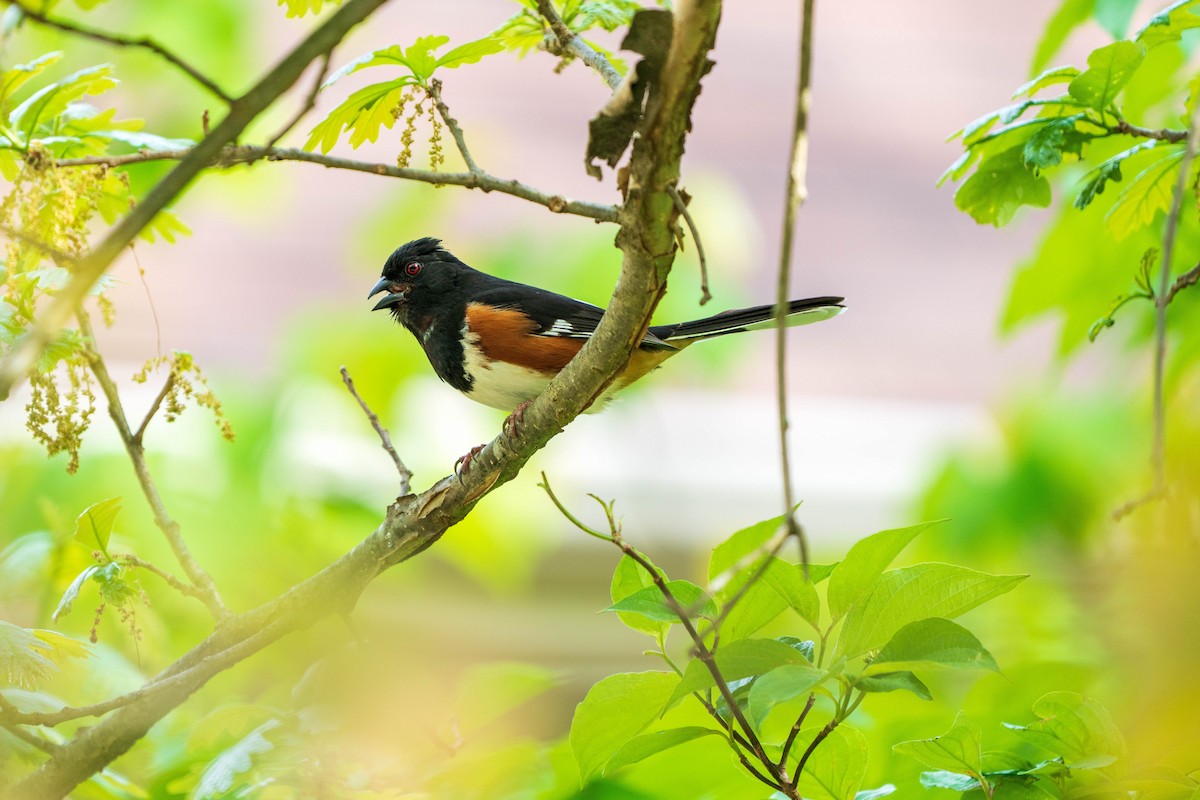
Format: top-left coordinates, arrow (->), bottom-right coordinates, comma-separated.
2,0 -> 1198,797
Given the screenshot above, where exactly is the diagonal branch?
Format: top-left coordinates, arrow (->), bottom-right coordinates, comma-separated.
47,145 -> 620,223
535,0 -> 623,91
9,4 -> 722,796
0,0 -> 394,403
2,0 -> 234,104
428,79 -> 480,174
341,366 -> 412,494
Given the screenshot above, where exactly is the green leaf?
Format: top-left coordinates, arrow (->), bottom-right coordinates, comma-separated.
837,563 -> 1026,659
1003,692 -> 1125,769
610,554 -> 668,638
668,638 -> 812,708
827,521 -> 940,622
955,146 -> 1052,226
852,670 -> 932,700
402,34 -> 451,82
760,556 -> 820,628
603,727 -> 721,774
436,36 -> 505,69
1074,141 -> 1158,210
140,209 -> 191,245
920,770 -> 982,791
322,45 -> 407,88
1093,0 -> 1137,38
1105,150 -> 1185,240
992,782 -> 1058,799
1023,115 -> 1091,170
1031,0 -> 1094,74
304,78 -> 414,153
708,512 -> 786,582
29,629 -> 89,662
718,567 -> 790,642
606,580 -> 716,622
855,787 -> 896,800
1067,40 -> 1145,111
1012,65 -> 1080,98
747,664 -> 825,727
893,713 -> 983,776
92,129 -> 193,152
0,52 -> 62,111
865,618 -> 999,675
10,64 -> 118,140
188,704 -> 279,754
569,671 -> 678,782
73,496 -> 121,558
277,0 -> 333,18
0,620 -> 57,689
795,725 -> 869,800
193,719 -> 281,799
1136,0 -> 1200,48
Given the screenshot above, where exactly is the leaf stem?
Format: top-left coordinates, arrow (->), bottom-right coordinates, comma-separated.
534,0 -> 622,91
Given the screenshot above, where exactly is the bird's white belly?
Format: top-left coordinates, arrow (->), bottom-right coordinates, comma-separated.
460,332 -> 553,411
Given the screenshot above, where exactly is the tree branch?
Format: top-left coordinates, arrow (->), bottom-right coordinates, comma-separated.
132,372 -> 174,445
772,0 -> 817,570
535,0 -> 623,91
78,311 -> 227,620
48,145 -> 620,223
2,0 -> 234,104
1111,118 -> 1188,143
0,0 -> 394,403
1166,260 -> 1200,304
9,4 -> 722,796
265,50 -> 334,150
116,554 -> 208,604
340,366 -> 412,494
428,79 -> 480,174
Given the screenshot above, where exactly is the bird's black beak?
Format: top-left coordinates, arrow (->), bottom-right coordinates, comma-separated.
368,277 -> 407,311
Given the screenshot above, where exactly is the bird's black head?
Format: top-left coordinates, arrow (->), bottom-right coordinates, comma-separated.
368,238 -> 470,323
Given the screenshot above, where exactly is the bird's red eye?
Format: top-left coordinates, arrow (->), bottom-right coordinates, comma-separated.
405,261 -> 422,276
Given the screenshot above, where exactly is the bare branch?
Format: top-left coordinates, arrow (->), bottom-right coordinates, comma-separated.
535,0 -> 623,91
3,0 -> 234,104
78,312 -> 227,620
778,694 -> 817,775
1166,260 -> 1200,305
117,554 -> 208,603
49,145 -> 620,223
340,366 -> 412,495
0,0 -> 393,403
666,182 -> 711,305
132,372 -> 175,445
429,79 -> 480,174
1111,119 -> 1188,143
772,0 -> 818,570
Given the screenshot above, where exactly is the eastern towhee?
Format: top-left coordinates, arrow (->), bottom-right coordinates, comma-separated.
368,238 -> 843,467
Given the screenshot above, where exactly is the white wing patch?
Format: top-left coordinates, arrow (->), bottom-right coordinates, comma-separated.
544,318 -> 591,339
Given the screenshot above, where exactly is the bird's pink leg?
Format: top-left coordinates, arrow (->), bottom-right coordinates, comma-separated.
503,399 -> 532,440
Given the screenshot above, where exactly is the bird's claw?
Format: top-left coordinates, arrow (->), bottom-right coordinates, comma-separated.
454,444 -> 487,481
503,400 -> 532,440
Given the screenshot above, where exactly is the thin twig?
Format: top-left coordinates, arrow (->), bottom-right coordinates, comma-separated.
428,79 -> 479,174
667,183 -> 712,305
265,50 -> 334,150
116,554 -> 207,602
3,0 -> 234,104
1111,119 -> 1188,143
534,0 -> 622,91
78,312 -> 227,620
778,694 -> 816,774
50,145 -> 620,223
1166,260 -> 1200,304
695,696 -> 784,792
0,722 -> 60,755
132,372 -> 175,445
793,719 -> 837,776
772,0 -> 818,571
340,366 -> 412,495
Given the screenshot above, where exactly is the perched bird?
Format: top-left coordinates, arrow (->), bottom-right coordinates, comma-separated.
369,237 -> 843,424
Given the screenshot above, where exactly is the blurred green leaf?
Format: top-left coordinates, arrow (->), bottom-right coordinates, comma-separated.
455,661 -> 559,731
51,565 -> 98,622
606,580 -> 715,622
716,568 -> 789,642
1031,0 -> 1093,74
277,0 -> 334,18
1105,149 -> 1185,239
855,787 -> 897,800
187,705 -> 280,754
1136,0 -> 1200,48
747,664 -> 825,728
894,713 -> 983,776
610,554 -> 668,638
72,496 -> 121,558
1067,40 -> 1145,111
865,618 -> 999,675
10,64 -> 118,142
707,512 -> 786,582
668,638 -> 812,708
1023,115 -> 1091,169
603,727 -> 720,775
955,146 -> 1052,226
0,620 -> 57,689
192,718 -> 280,799
304,78 -> 414,153
436,36 -> 505,69
795,724 -> 868,800
919,770 -> 981,791
1074,141 -> 1158,210
569,671 -> 678,782
1003,692 -> 1126,769
827,521 -> 939,622
837,564 -> 1026,659
0,52 -> 62,113
852,670 -> 932,700
1013,66 -> 1080,98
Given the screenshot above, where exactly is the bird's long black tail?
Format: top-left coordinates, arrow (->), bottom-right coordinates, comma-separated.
650,296 -> 844,343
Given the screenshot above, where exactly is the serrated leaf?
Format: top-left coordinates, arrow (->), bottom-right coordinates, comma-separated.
0,620 -> 57,689
0,52 -> 62,111
11,64 -> 118,140
604,726 -> 720,774
893,713 -> 983,776
852,670 -> 932,700
1105,150 -> 1185,240
1023,115 -> 1091,170
1004,692 -> 1125,769
569,671 -> 678,782
436,36 -> 504,69
747,664 -> 825,727
1067,40 -> 1145,111
955,146 -> 1052,226
606,580 -> 715,622
402,34 -> 450,82
837,564 -> 1026,659
52,561 -> 100,623
140,209 -> 191,244
193,719 -> 281,799
322,45 -> 407,89
73,497 -> 121,557
827,522 -> 940,622
1074,141 -> 1158,210
304,78 -> 413,153
1136,0 -> 1200,48
610,554 -> 668,638
277,0 -> 330,18
795,724 -> 868,800
1012,65 -> 1080,98
668,638 -> 812,708
29,629 -> 90,662
865,618 -> 999,675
